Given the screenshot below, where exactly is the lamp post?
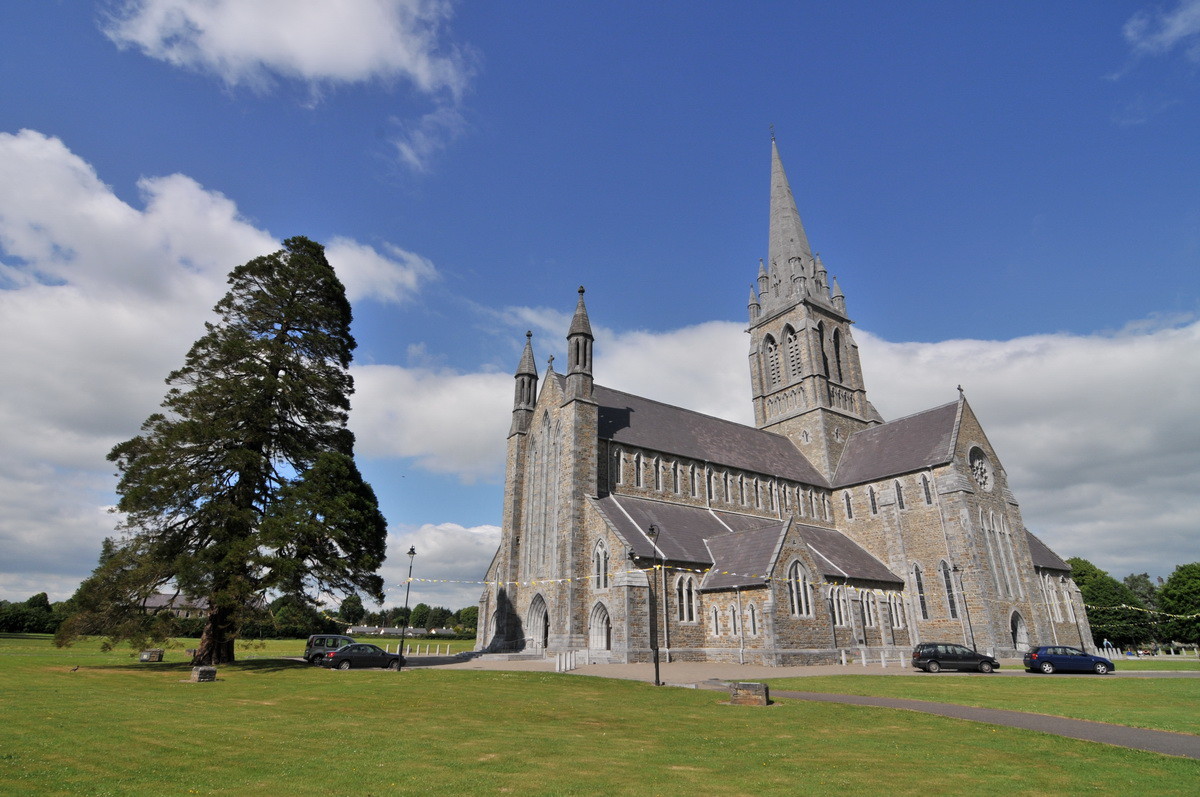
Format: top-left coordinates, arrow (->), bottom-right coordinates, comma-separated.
398,546 -> 416,670
952,565 -> 976,650
646,525 -> 661,687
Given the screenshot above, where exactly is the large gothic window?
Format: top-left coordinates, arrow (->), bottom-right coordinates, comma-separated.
831,586 -> 850,627
675,576 -> 698,622
764,335 -> 782,388
787,561 -> 812,616
593,541 -> 610,589
784,326 -> 803,379
815,322 -> 830,377
863,592 -> 878,627
832,328 -> 844,382
913,564 -> 930,620
940,561 -> 959,619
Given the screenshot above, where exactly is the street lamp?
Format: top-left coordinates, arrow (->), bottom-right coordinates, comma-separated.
952,565 -> 976,650
398,546 -> 416,670
646,525 -> 661,687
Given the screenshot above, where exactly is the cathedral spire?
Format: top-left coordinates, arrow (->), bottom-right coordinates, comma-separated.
509,331 -> 539,437
768,139 -> 813,272
565,286 -> 594,402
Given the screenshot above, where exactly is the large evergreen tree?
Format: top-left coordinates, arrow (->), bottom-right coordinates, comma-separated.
57,237 -> 387,663
1158,563 -> 1200,645
1067,557 -> 1151,647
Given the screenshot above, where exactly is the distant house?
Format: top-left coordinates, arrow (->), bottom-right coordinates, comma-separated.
141,593 -> 208,619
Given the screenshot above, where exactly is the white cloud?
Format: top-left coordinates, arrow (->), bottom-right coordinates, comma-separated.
103,0 -> 473,95
326,237 -> 437,304
0,129 -> 437,601
374,522 -> 500,612
1124,0 -> 1200,61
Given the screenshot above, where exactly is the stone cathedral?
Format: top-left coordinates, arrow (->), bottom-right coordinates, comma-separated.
476,141 -> 1093,665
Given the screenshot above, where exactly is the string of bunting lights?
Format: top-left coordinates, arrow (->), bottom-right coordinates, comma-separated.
391,569 -> 1200,619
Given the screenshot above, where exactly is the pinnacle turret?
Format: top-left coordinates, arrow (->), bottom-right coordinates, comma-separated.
509,331 -> 539,436
565,286 -> 594,402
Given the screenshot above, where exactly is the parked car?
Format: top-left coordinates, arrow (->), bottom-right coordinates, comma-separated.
1024,646 -> 1114,674
318,643 -> 404,671
911,642 -> 1000,673
304,634 -> 355,664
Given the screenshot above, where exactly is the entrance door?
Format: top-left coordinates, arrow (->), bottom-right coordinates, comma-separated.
589,603 -> 612,651
527,594 -> 549,651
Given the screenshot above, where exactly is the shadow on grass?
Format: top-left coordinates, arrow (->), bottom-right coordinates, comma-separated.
98,657 -> 314,674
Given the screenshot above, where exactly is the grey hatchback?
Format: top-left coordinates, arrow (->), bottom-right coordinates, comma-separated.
912,642 -> 1000,673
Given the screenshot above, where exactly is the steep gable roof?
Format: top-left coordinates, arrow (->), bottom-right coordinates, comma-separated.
593,382 -> 828,487
1025,530 -> 1072,572
833,401 -> 959,487
591,494 -> 902,588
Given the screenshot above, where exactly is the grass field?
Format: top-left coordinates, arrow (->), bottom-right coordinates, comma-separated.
3,635 -> 1198,795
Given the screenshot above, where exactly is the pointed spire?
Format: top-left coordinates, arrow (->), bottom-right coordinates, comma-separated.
831,277 -> 846,313
568,285 -> 593,340
509,331 -> 539,436
516,331 -> 538,378
565,286 -> 594,402
768,139 -> 813,272
748,285 -> 761,321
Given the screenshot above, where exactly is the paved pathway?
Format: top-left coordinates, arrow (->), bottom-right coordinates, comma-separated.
424,656 -> 1200,760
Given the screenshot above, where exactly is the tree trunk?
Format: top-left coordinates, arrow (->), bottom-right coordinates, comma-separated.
195,602 -> 238,664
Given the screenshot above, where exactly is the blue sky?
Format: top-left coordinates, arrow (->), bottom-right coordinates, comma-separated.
1,1 -> 1198,612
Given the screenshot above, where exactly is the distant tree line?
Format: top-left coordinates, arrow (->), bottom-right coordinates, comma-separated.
1067,558 -> 1200,650
1,587 -> 477,640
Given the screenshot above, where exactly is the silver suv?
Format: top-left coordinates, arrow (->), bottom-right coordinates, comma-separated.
304,634 -> 355,664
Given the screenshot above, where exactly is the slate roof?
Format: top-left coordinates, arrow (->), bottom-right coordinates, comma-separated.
833,401 -> 960,487
591,495 -> 902,589
1025,530 -> 1072,572
593,383 -> 829,487
795,524 -> 904,585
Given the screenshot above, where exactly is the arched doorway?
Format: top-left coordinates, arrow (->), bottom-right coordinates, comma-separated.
1010,611 -> 1029,652
589,603 -> 611,651
528,594 -> 550,651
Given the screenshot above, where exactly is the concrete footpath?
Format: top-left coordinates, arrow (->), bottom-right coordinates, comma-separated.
424,656 -> 1200,760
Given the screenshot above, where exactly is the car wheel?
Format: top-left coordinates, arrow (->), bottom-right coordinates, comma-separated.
1094,662 -> 1109,675
926,661 -> 940,673
338,660 -> 352,671
388,659 -> 401,671
978,661 -> 994,673
1039,661 -> 1055,674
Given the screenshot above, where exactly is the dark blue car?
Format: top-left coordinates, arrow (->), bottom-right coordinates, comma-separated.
318,643 -> 404,671
1024,645 -> 1114,674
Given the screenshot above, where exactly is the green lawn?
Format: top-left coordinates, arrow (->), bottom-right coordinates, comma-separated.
3,635 -> 1198,795
764,674 -> 1200,735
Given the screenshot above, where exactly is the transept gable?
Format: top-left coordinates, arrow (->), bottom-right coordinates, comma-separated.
831,400 -> 959,487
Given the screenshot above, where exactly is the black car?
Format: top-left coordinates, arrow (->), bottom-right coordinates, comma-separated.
1024,646 -> 1114,674
911,642 -> 1000,673
318,643 -> 404,670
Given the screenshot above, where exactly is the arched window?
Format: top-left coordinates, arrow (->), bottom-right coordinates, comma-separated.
785,326 -> 803,379
940,561 -> 959,619
888,593 -> 905,629
593,541 -> 610,589
764,335 -> 782,387
633,452 -> 643,488
653,457 -> 662,491
832,328 -> 844,382
787,561 -> 812,616
711,607 -> 721,635
895,481 -> 905,510
706,468 -> 715,501
863,592 -> 878,627
729,605 -> 739,635
611,447 -> 623,488
844,492 -> 853,520
831,586 -> 850,627
922,474 -> 933,505
1061,579 -> 1077,623
675,576 -> 697,622
913,565 -> 930,620
748,604 -> 759,636
815,322 -> 830,377
869,486 -> 878,514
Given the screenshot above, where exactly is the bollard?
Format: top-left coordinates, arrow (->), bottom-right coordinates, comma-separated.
840,650 -> 847,666
861,649 -> 867,667
881,651 -> 888,668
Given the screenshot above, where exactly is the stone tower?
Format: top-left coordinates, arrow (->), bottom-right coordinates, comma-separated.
748,140 -> 882,477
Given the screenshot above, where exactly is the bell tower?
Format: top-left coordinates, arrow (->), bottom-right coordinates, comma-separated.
747,140 -> 881,477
